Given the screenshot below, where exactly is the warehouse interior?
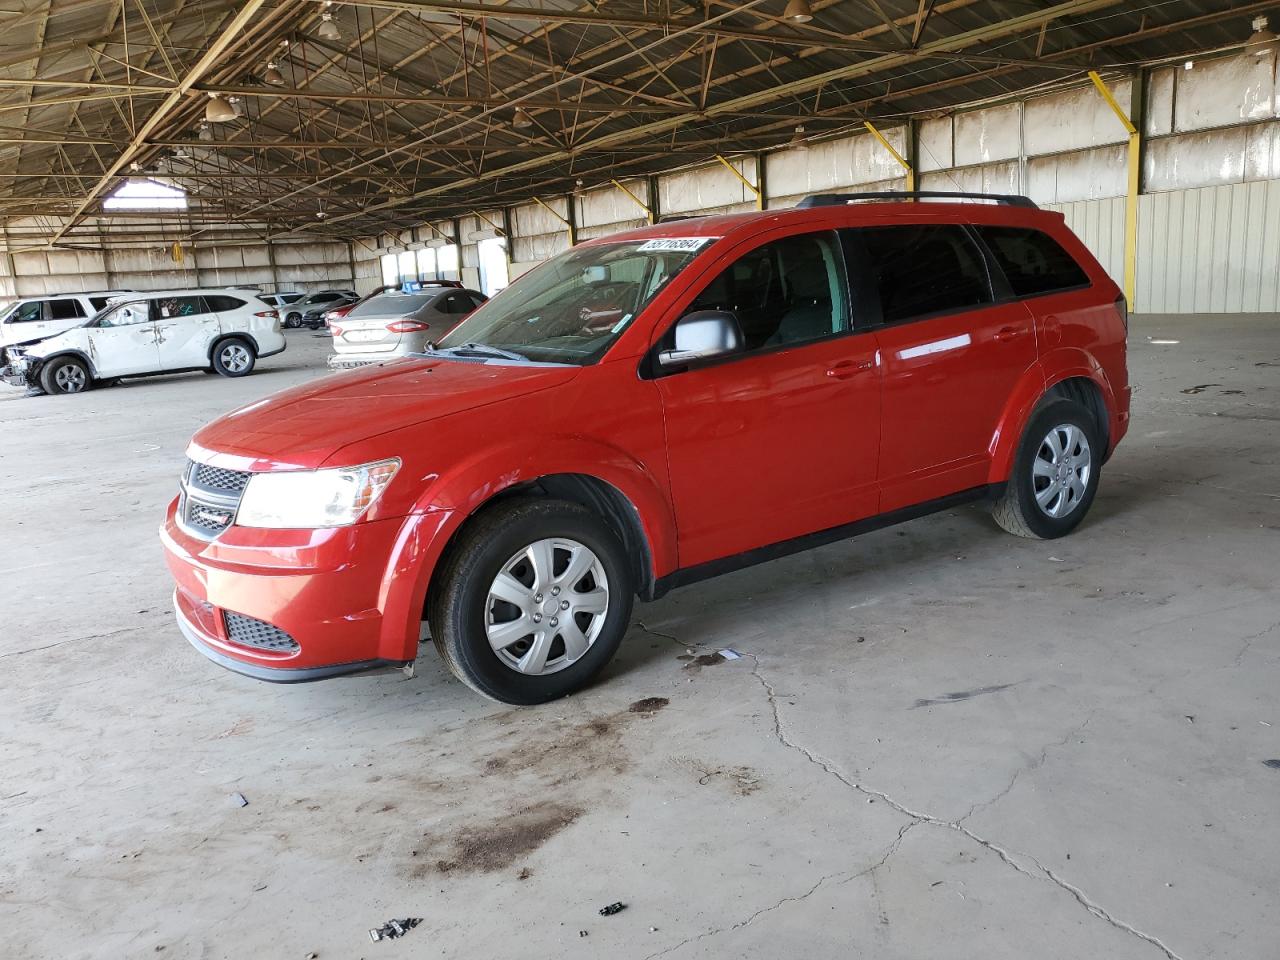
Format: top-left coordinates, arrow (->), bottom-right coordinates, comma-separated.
4,1 -> 1279,957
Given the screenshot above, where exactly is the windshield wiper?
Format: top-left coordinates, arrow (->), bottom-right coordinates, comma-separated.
431,342 -> 530,362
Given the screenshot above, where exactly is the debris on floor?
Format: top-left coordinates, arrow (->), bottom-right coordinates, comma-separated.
230,792 -> 248,807
369,917 -> 422,942
598,902 -> 625,916
717,648 -> 742,660
627,696 -> 669,715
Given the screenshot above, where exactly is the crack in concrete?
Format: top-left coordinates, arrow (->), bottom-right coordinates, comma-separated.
0,627 -> 133,660
1231,620 -> 1280,668
956,712 -> 1095,825
745,654 -> 1186,960
642,820 -> 919,960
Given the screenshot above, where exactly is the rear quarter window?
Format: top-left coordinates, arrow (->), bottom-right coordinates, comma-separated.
977,226 -> 1090,298
204,295 -> 246,311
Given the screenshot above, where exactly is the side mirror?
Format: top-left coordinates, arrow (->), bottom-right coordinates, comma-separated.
658,310 -> 744,368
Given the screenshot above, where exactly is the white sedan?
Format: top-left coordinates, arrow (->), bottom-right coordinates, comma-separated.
1,289 -> 286,395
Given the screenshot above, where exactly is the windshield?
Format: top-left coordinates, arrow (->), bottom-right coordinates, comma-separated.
349,293 -> 433,319
435,239 -> 708,364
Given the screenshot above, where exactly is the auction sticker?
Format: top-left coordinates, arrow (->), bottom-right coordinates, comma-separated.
637,237 -> 718,252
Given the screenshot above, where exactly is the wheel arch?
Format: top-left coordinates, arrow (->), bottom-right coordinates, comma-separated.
33,348 -> 98,380
987,349 -> 1116,484
207,332 -> 260,364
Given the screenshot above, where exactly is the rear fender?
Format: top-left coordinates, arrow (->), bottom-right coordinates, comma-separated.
986,348 -> 1116,483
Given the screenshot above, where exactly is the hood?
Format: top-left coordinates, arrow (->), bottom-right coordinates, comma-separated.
189,357 -> 580,470
5,328 -> 77,354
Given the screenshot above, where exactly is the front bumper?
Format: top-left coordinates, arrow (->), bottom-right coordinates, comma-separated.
174,591 -> 406,682
161,496 -> 446,680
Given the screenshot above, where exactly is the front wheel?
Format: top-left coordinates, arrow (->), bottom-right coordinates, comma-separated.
39,356 -> 92,395
992,398 -> 1102,539
211,338 -> 256,377
284,312 -> 301,328
429,498 -> 635,704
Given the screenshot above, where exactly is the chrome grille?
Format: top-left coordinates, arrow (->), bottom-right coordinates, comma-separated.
179,459 -> 252,541
184,499 -> 235,533
192,462 -> 250,494
224,612 -> 299,653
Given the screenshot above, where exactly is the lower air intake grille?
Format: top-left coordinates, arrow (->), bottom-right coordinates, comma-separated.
184,497 -> 235,534
223,612 -> 300,653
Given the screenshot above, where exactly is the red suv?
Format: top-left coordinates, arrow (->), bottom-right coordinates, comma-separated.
162,192 -> 1130,704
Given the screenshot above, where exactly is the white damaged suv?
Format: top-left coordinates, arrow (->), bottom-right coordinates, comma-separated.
2,289 -> 285,396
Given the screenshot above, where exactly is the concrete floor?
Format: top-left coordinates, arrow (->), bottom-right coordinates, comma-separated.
3,316 -> 1278,960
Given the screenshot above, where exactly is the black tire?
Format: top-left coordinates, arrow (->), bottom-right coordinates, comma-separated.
992,397 -> 1102,539
211,337 -> 256,378
284,312 -> 301,328
38,355 -> 92,395
429,498 -> 635,704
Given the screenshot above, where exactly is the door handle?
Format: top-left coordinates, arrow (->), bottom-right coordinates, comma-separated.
994,326 -> 1027,343
826,359 -> 874,380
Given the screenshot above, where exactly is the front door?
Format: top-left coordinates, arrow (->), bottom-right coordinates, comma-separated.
656,229 -> 881,569
86,299 -> 159,377
154,295 -> 219,369
848,224 -> 1038,510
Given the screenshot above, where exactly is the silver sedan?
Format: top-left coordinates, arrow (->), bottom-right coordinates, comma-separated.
328,287 -> 487,369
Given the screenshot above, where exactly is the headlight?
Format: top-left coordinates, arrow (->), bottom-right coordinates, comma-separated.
236,458 -> 400,528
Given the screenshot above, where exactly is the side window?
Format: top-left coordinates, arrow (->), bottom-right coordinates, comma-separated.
857,224 -> 993,324
440,292 -> 474,315
88,297 -> 112,311
204,295 -> 245,312
466,292 -> 488,310
679,231 -> 849,352
155,296 -> 206,319
48,299 -> 86,320
977,226 -> 1090,298
10,301 -> 44,323
96,301 -> 151,327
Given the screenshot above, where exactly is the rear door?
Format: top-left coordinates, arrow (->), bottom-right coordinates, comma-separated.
85,299 -> 159,376
849,223 -> 1037,510
155,295 -> 220,369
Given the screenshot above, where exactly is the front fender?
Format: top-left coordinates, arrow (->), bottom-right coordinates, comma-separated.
373,434 -> 677,662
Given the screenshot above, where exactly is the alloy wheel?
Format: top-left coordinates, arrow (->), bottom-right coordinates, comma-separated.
220,343 -> 250,373
1032,423 -> 1092,518
484,537 -> 610,676
55,364 -> 86,392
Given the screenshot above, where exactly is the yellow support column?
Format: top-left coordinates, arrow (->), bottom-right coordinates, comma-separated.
1089,70 -> 1140,307
864,121 -> 915,192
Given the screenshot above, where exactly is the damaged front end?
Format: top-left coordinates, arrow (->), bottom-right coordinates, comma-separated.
0,348 -> 39,388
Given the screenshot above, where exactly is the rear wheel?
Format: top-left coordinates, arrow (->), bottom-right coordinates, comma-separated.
284,312 -> 302,328
39,355 -> 92,395
211,338 -> 256,377
992,398 -> 1101,539
429,498 -> 634,704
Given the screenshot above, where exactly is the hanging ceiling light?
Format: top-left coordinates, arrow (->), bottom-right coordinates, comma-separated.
782,0 -> 813,24
229,95 -> 246,118
172,146 -> 191,160
789,124 -> 809,150
127,161 -> 146,185
197,121 -> 213,142
512,106 -> 533,128
206,93 -> 237,123
1246,16 -> 1279,57
318,13 -> 341,40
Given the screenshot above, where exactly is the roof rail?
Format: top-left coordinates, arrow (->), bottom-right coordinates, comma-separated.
795,191 -> 1039,210
657,213 -> 704,223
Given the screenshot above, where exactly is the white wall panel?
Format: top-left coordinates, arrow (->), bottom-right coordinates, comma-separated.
1024,81 -> 1130,156
766,127 -> 910,204
1027,144 -> 1127,203
1174,55 -> 1276,132
1137,181 -> 1280,314
953,102 -> 1020,166
918,116 -> 953,171
658,157 -> 757,214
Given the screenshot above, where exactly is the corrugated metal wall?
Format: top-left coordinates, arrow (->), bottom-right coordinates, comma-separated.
1138,181 -> 1280,313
